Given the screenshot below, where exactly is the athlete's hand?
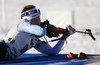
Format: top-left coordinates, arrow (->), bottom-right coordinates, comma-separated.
61,25 -> 75,40
67,25 -> 75,35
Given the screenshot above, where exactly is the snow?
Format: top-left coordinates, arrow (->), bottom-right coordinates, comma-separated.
0,0 -> 100,54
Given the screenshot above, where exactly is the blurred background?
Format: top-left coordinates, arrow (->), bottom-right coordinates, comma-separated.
0,0 -> 100,54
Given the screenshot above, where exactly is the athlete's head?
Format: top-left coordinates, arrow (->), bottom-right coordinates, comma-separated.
21,5 -> 41,25
21,5 -> 36,13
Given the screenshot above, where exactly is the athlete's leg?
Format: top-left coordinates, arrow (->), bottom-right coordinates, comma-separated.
0,42 -> 7,61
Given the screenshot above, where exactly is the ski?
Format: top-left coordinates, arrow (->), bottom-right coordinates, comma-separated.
0,54 -> 100,64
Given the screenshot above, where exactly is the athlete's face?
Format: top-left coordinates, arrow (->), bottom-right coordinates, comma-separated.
29,16 -> 41,25
29,8 -> 41,25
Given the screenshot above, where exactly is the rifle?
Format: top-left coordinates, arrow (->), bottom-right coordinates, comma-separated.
41,19 -> 96,42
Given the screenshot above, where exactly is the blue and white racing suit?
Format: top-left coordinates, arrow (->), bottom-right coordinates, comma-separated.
3,19 -> 66,60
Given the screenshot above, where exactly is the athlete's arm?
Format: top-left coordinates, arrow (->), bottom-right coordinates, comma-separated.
34,39 -> 66,56
17,19 -> 46,37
